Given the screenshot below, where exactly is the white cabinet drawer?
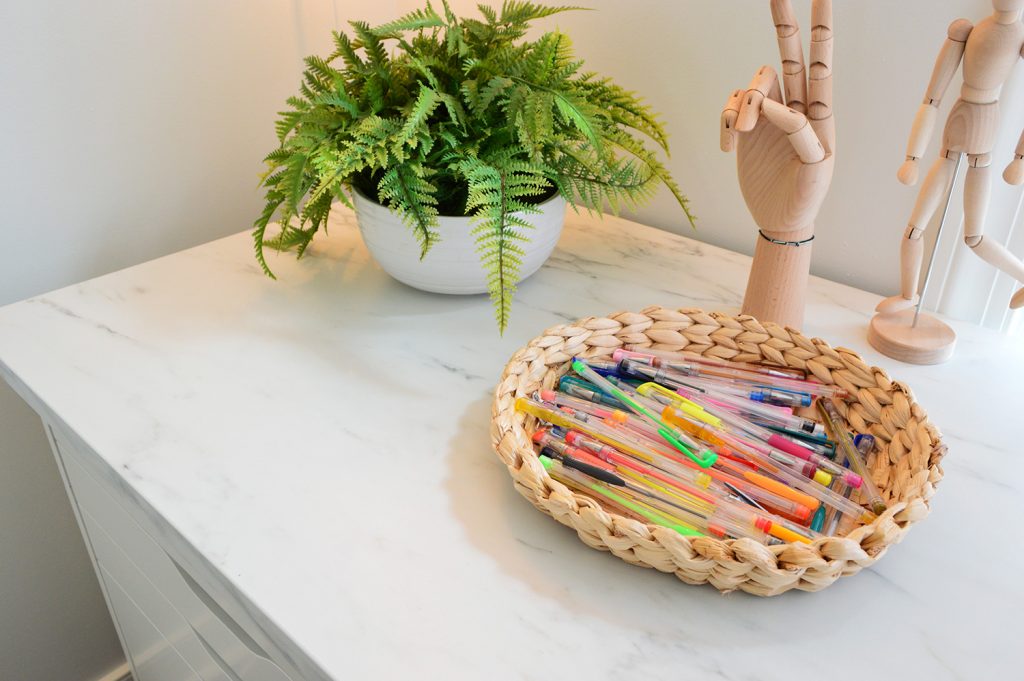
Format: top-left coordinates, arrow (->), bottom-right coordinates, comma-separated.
55,430 -> 297,681
100,566 -> 202,681
86,509 -> 233,681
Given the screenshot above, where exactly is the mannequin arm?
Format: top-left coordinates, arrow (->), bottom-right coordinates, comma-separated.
898,19 -> 973,185
1005,46 -> 1024,185
1005,127 -> 1024,185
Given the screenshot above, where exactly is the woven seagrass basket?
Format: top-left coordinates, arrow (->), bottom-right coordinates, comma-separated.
490,306 -> 946,596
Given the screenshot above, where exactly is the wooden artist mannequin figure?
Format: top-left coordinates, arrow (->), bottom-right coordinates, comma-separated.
877,0 -> 1024,316
721,0 -> 835,329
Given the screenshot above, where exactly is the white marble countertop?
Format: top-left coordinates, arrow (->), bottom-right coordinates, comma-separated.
2,207 -> 1023,680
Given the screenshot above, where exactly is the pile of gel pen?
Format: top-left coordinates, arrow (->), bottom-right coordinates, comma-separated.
514,347 -> 888,545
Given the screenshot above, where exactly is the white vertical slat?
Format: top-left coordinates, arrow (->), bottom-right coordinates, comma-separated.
994,188 -> 1024,333
289,0 -> 340,63
984,185 -> 1024,330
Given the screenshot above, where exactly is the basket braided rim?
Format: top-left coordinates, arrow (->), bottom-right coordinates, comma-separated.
490,306 -> 946,596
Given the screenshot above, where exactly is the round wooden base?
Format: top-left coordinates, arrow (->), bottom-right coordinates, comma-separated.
868,309 -> 956,365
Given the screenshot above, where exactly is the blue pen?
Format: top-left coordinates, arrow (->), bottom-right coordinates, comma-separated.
558,376 -> 622,408
748,386 -> 813,408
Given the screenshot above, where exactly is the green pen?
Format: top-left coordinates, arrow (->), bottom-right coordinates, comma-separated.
571,359 -> 717,468
540,456 -> 704,537
810,503 -> 826,532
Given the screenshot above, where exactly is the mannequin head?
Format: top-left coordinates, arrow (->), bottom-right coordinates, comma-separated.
993,0 -> 1024,13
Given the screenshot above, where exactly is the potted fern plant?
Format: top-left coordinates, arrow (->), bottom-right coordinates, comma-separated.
255,1 -> 694,332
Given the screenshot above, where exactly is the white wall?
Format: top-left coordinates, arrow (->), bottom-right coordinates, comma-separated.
0,1 -> 399,679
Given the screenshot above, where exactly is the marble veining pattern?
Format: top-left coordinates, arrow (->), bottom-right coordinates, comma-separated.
1,207 -> 1023,680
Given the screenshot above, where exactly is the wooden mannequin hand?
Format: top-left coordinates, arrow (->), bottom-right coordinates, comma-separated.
898,159 -> 920,186
720,0 -> 835,240
1005,157 -> 1024,186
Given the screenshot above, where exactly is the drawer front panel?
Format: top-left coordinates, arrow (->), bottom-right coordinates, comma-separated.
100,566 -> 202,681
58,435 -> 296,681
87,509 -> 233,681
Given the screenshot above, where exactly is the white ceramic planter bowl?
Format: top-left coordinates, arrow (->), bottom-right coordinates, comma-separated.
352,187 -> 566,294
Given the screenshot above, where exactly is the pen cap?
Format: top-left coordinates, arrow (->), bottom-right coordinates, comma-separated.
618,358 -> 661,380
810,504 -> 827,533
612,348 -> 655,364
607,410 -> 629,425
854,433 -> 876,453
584,358 -> 621,377
812,469 -> 832,487
840,471 -> 863,488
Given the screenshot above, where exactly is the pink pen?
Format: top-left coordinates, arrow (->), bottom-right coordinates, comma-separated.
615,348 -> 847,398
622,346 -> 807,379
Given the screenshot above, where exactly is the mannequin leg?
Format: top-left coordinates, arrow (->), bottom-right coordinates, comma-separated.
963,154 -> 1024,309
877,151 -> 960,314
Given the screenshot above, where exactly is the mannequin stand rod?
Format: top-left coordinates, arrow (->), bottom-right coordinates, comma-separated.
913,153 -> 964,328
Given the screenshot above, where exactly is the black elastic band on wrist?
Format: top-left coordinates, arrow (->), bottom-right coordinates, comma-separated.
758,230 -> 815,247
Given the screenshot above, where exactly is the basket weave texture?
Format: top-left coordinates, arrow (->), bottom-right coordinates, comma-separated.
490,307 -> 946,596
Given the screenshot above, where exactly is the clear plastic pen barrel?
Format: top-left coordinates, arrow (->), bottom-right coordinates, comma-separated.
620,360 -> 824,436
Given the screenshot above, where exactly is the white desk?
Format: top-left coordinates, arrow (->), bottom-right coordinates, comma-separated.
1,207 -> 1022,680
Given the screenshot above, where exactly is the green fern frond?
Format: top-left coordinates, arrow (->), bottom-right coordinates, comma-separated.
498,2 -> 589,25
510,75 -> 603,152
550,88 -> 602,151
607,130 -> 695,227
345,115 -> 403,169
460,155 -> 551,333
472,76 -> 514,115
577,75 -> 669,151
274,110 -> 303,142
377,164 -> 440,257
330,31 -> 365,71
440,0 -> 458,25
435,91 -> 466,126
305,55 -> 342,85
477,4 -> 498,24
513,31 -> 570,80
440,0 -> 467,56
396,87 -> 441,150
282,153 -> 312,217
263,147 -> 292,166
568,161 -> 655,214
406,55 -> 444,91
311,90 -> 360,117
263,223 -> 318,254
252,191 -> 286,278
372,3 -> 445,34
350,21 -> 389,69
